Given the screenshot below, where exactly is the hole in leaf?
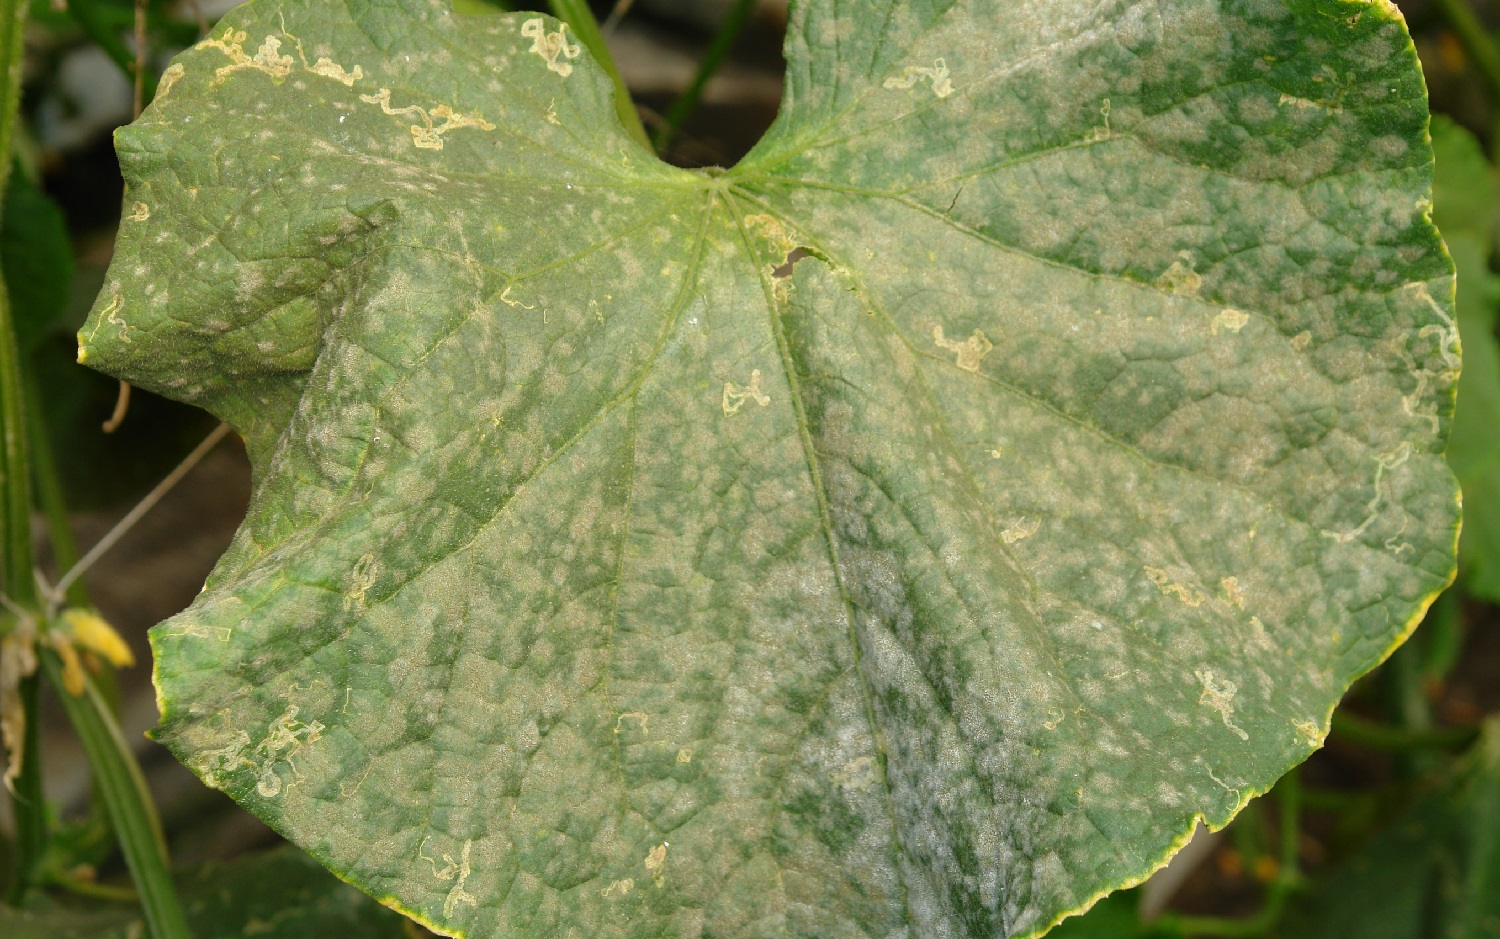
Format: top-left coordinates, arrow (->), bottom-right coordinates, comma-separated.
772,247 -> 810,279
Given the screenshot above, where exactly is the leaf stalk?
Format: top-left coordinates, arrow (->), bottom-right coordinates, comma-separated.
24,375 -> 86,609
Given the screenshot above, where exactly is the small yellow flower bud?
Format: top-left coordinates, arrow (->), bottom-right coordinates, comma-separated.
60,609 -> 134,670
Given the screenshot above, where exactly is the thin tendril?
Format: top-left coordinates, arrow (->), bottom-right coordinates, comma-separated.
47,424 -> 232,612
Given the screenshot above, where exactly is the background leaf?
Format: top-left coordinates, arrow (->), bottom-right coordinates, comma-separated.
0,845 -> 416,938
1,166 -> 73,354
79,0 -> 1457,936
1278,719 -> 1500,939
1431,116 -> 1500,602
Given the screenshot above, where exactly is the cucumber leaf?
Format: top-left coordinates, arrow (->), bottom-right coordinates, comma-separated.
80,1 -> 1457,935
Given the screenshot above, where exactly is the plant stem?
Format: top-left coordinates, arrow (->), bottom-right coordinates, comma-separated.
0,0 -> 43,906
1298,784 -> 1377,813
1432,0 -> 1500,103
1386,636 -> 1433,733
1382,631 -> 1439,778
27,370 -> 122,711
601,0 -> 636,34
51,872 -> 138,903
1159,910 -> 1270,937
133,0 -> 148,117
40,650 -> 189,939
0,271 -> 31,617
547,0 -> 652,151
4,673 -> 46,905
1275,770 -> 1301,882
0,0 -> 32,616
0,0 -> 25,193
653,0 -> 757,155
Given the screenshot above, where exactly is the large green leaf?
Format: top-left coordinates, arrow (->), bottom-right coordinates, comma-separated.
78,0 -> 1457,936
1278,719 -> 1500,939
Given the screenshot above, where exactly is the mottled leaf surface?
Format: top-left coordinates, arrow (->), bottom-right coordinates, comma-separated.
80,0 -> 1457,935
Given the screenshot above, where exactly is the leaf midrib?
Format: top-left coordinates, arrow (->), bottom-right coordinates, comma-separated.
721,191 -> 921,929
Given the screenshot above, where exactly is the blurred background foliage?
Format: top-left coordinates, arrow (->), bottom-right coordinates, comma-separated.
0,0 -> 1497,935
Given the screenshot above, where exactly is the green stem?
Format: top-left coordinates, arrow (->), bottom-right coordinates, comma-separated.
1432,0 -> 1500,102
1298,784 -> 1378,813
1386,637 -> 1433,733
652,0 -> 757,155
1275,770 -> 1302,885
1331,710 -> 1478,751
0,0 -> 23,198
0,270 -> 31,617
1160,910 -> 1272,938
0,0 -> 32,615
601,0 -> 636,34
40,650 -> 188,939
50,872 -> 138,904
26,370 -> 120,713
1226,798 -> 1268,873
0,0 -> 41,906
4,673 -> 46,905
547,0 -> 651,151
